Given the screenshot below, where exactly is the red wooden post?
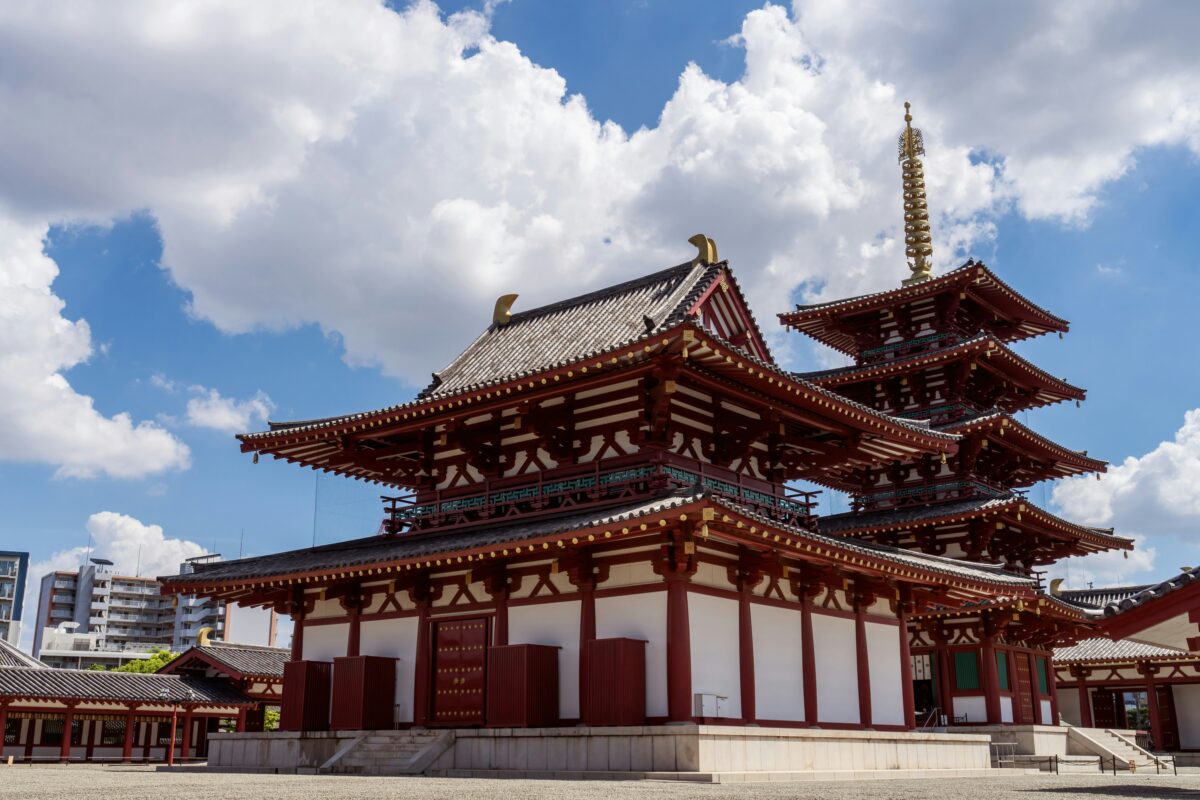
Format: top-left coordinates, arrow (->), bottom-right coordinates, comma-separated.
1074,667 -> 1093,727
1047,655 -> 1061,725
897,604 -> 916,729
855,599 -> 872,728
981,625 -> 1002,724
180,709 -> 193,763
60,708 -> 74,763
494,588 -> 509,647
934,631 -> 954,723
738,585 -> 755,723
236,708 -> 247,733
1143,663 -> 1164,748
578,581 -> 596,723
1005,647 -> 1022,723
665,576 -> 692,722
122,708 -> 135,762
800,592 -> 818,726
166,705 -> 178,767
0,704 -> 7,754
291,613 -> 305,661
346,605 -> 361,657
412,599 -> 432,726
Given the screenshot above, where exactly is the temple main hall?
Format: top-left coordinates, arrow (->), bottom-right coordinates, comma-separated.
157,104 -> 1159,778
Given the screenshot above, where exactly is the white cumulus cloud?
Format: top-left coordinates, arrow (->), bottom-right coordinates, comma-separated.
186,387 -> 275,434
0,217 -> 190,478
21,511 -> 208,649
0,0 -> 1196,389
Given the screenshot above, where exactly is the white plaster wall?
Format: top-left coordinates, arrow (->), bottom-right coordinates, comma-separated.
603,560 -> 658,589
1174,685 -> 1200,748
954,695 -> 987,724
303,622 -> 349,662
1058,686 -> 1081,726
687,592 -> 741,719
596,591 -> 667,717
811,613 -> 859,724
1000,696 -> 1014,723
1040,699 -> 1053,725
751,603 -> 804,721
508,600 -> 581,719
866,621 -> 904,726
692,561 -> 736,591
360,617 -> 419,723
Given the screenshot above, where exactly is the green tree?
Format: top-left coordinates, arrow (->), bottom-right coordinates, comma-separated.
110,649 -> 179,673
264,708 -> 280,732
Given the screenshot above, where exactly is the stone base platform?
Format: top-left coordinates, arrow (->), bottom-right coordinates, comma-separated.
428,767 -> 1015,783
209,724 -> 992,778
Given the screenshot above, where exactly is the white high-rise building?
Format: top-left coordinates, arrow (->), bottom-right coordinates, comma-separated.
0,551 -> 28,645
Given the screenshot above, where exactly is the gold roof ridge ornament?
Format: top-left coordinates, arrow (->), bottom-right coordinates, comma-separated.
493,293 -> 519,326
688,234 -> 718,266
197,626 -> 214,647
898,101 -> 934,286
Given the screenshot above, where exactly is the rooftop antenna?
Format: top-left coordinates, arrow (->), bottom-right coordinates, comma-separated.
135,545 -> 141,577
311,472 -> 320,548
898,101 -> 934,286
238,529 -> 244,559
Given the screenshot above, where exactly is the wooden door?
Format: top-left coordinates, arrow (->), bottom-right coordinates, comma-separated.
1015,653 -> 1035,723
1156,686 -> 1180,750
1092,689 -> 1117,728
431,617 -> 489,726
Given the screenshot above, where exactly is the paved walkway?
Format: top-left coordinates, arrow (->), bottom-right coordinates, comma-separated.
1,766 -> 1199,800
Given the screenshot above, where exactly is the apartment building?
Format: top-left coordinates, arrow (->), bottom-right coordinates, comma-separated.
32,555 -> 275,669
0,551 -> 28,645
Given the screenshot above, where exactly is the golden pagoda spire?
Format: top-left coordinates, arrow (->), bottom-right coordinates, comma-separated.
898,101 -> 934,285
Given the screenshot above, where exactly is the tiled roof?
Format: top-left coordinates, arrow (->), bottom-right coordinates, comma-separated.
0,638 -> 46,669
816,494 -> 1128,552
1054,638 -> 1192,663
185,641 -> 289,679
779,261 -> 1068,356
1104,566 -> 1200,616
0,667 -> 252,706
1057,585 -> 1151,610
423,262 -> 727,399
161,491 -> 1035,592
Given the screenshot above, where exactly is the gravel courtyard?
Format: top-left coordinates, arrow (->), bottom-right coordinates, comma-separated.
2,768 -> 1200,800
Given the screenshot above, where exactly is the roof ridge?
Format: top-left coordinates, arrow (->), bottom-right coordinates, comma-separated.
503,261 -> 700,327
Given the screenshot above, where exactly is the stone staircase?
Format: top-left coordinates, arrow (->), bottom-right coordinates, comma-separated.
1066,726 -> 1169,772
320,730 -> 454,776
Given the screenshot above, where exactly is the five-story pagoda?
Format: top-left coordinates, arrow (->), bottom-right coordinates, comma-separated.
779,103 -> 1132,727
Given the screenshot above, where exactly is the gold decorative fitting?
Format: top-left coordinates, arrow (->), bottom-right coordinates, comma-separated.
493,294 -> 519,326
898,101 -> 934,286
688,234 -> 719,265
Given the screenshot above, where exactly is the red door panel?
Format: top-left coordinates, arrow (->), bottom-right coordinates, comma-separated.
1092,689 -> 1117,728
432,617 -> 489,726
1015,654 -> 1035,723
1156,686 -> 1180,750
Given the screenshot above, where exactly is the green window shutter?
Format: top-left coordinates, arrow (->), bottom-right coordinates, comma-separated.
1036,657 -> 1049,694
954,651 -> 980,690
996,652 -> 1009,690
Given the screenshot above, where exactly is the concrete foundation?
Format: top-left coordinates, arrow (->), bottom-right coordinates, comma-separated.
209,725 -> 992,777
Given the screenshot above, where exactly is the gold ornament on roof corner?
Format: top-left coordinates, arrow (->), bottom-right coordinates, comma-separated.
898,101 -> 934,286
688,234 -> 718,266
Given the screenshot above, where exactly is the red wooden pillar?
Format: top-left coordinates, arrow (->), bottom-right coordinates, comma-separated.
494,588 -> 509,647
1047,655 -> 1061,725
346,605 -> 361,657
291,612 -> 306,661
1074,667 -> 1093,727
235,708 -> 247,733
0,703 -> 7,754
897,604 -> 916,729
665,576 -> 692,722
180,709 -> 193,763
60,708 -> 74,763
412,599 -> 432,726
578,581 -> 596,723
854,599 -> 872,728
800,592 -> 818,726
1005,648 -> 1022,723
738,585 -> 755,723
122,708 -> 136,762
1143,663 -> 1164,748
980,626 -> 1002,724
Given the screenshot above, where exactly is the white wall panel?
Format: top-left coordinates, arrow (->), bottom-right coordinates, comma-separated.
1057,686 -> 1081,726
866,621 -> 904,726
596,591 -> 667,717
1000,696 -> 1014,723
360,617 -> 419,722
953,695 -> 987,724
1174,685 -> 1200,748
751,602 -> 803,721
688,592 -> 741,719
1039,699 -> 1053,725
302,622 -> 348,662
811,613 -> 858,724
509,600 -> 581,719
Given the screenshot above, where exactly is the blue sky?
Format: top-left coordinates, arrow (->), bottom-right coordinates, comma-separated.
2,1 -> 1199,646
